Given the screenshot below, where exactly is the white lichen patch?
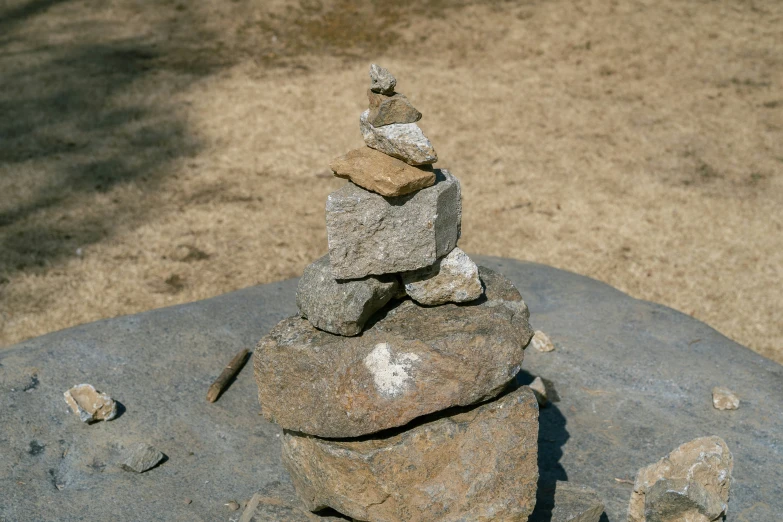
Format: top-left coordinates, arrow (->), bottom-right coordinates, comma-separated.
364,342 -> 419,398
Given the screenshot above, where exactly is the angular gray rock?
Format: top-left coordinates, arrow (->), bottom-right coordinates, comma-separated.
401,247 -> 483,305
326,169 -> 461,279
369,63 -> 396,95
367,90 -> 422,127
360,109 -> 437,165
63,383 -> 117,424
531,482 -> 605,522
282,386 -> 539,522
531,329 -> 556,352
255,267 -> 533,438
120,443 -> 165,473
628,436 -> 733,522
296,255 -> 398,336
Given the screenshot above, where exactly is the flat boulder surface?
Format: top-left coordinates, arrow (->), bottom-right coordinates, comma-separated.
256,267 -> 533,438
1,256 -> 781,521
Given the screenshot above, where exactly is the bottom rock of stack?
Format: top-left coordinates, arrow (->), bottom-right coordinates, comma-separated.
281,386 -> 539,522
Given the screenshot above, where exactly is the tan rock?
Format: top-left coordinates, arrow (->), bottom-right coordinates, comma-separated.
712,386 -> 739,410
529,376 -> 548,407
532,330 -> 555,352
367,89 -> 422,127
282,386 -> 539,522
254,267 -> 533,438
531,482 -> 605,522
63,383 -> 117,423
360,110 -> 437,165
330,147 -> 435,197
628,436 -> 733,522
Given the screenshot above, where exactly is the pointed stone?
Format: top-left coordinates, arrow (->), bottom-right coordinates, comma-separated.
369,63 -> 396,95
401,247 -> 483,305
326,169 -> 460,279
120,443 -> 164,473
367,89 -> 422,127
282,386 -> 539,522
628,436 -> 733,522
330,147 -> 435,197
360,110 -> 437,165
296,255 -> 398,336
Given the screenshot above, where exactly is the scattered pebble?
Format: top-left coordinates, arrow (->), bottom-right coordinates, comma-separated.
63,384 -> 117,423
529,376 -> 548,407
226,500 -> 240,511
119,443 -> 165,473
531,330 -> 555,352
184,498 -> 192,505
712,386 -> 740,410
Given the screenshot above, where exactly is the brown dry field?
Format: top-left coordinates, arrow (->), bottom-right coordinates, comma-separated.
1,0 -> 781,362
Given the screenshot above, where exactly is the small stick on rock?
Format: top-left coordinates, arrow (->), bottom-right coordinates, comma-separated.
207,348 -> 249,403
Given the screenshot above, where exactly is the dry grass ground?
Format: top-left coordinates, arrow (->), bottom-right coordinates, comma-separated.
1,0 -> 781,362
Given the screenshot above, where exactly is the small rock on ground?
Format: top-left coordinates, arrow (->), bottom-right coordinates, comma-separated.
531,330 -> 555,352
296,255 -> 398,336
360,110 -> 437,165
120,443 -> 165,473
369,63 -> 396,95
712,386 -> 740,410
628,436 -> 733,522
529,376 -> 548,407
401,247 -> 483,305
63,383 -> 117,423
330,146 -> 435,197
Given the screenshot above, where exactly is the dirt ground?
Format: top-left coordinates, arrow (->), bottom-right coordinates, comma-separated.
1,0 -> 781,362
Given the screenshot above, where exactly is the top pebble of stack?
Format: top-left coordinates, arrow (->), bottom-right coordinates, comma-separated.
369,63 -> 397,95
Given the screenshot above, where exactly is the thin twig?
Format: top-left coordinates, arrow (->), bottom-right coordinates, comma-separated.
207,348 -> 249,403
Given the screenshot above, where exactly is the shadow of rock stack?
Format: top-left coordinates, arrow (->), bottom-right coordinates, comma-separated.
253,65 -> 540,521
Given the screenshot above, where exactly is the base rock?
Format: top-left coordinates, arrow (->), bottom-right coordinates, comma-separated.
282,386 -> 539,522
255,267 -> 533,438
628,436 -> 733,522
296,255 -> 398,336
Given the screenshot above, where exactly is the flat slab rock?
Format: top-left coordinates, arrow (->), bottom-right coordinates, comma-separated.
330,146 -> 435,197
1,256 -> 781,521
255,267 -> 533,438
283,386 -> 539,522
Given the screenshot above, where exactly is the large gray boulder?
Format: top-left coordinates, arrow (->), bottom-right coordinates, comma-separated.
256,267 -> 532,438
1,256 -> 781,521
326,169 -> 461,279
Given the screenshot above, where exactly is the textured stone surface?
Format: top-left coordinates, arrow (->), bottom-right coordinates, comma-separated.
369,63 -> 396,95
296,255 -> 398,336
63,383 -> 117,423
628,436 -> 733,522
712,386 -> 740,410
529,376 -> 549,407
531,482 -> 605,522
282,386 -> 539,522
2,256 -> 782,521
326,169 -> 460,279
239,482 -> 350,522
367,90 -> 422,126
401,247 -> 482,305
120,442 -> 165,473
360,109 -> 437,165
256,267 -> 532,438
330,146 -> 435,197
532,329 -> 555,352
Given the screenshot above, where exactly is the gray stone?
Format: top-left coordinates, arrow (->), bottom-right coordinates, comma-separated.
360,110 -> 437,165
529,376 -> 549,407
255,267 -> 532,438
369,63 -> 396,95
120,442 -> 165,473
239,481 -> 348,522
367,90 -> 422,127
282,386 -> 539,522
628,436 -> 733,522
296,255 -> 398,336
531,482 -> 605,522
326,169 -> 460,279
712,386 -> 740,410
63,383 -> 117,423
401,247 -> 482,305
2,255 -> 782,521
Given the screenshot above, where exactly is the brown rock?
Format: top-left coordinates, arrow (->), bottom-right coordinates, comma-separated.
531,482 -> 605,522
712,386 -> 739,410
63,383 -> 117,423
282,386 -> 539,522
529,376 -> 548,407
330,147 -> 435,197
628,436 -> 733,522
367,89 -> 422,127
254,267 -> 533,438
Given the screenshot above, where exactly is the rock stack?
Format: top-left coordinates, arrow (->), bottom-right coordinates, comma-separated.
254,64 -> 538,522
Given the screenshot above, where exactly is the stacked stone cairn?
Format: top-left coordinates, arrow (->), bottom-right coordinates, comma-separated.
254,65 -> 539,522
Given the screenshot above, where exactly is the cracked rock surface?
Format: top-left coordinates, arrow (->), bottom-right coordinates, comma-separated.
254,267 -> 533,438
360,110 -> 437,165
282,386 -> 539,522
401,247 -> 483,305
